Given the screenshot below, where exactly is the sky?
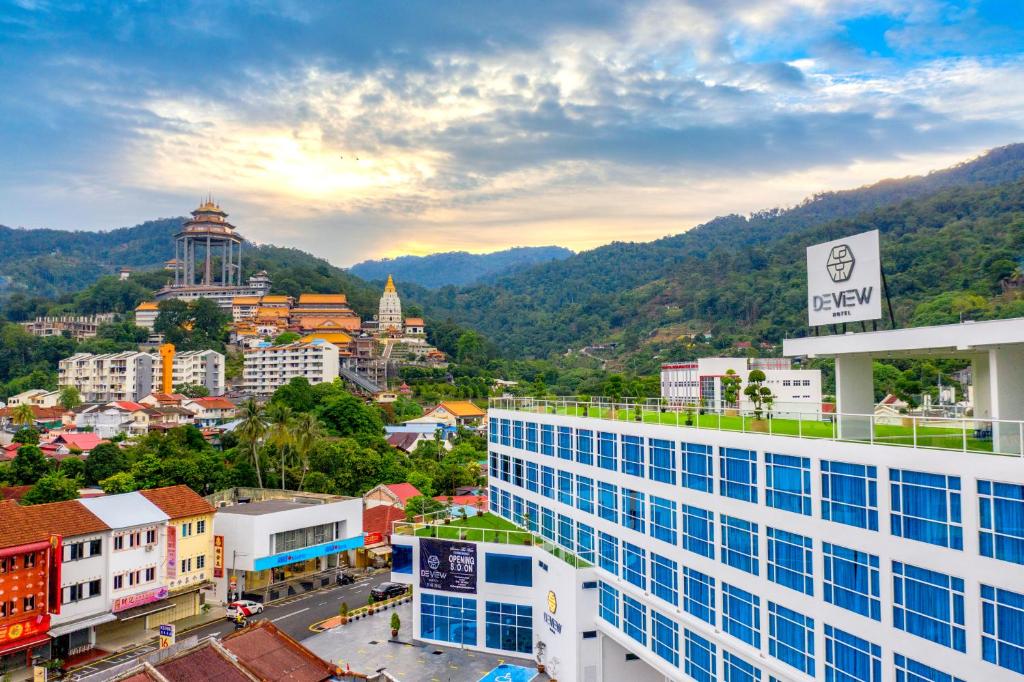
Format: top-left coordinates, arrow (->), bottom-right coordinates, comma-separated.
1,1 -> 1022,266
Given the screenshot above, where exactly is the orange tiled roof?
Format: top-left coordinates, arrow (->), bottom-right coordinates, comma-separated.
135,301 -> 159,311
404,317 -> 425,326
260,295 -> 291,305
297,293 -> 347,305
435,400 -> 485,417
232,296 -> 261,306
139,485 -> 215,519
0,499 -> 109,544
189,397 -> 236,409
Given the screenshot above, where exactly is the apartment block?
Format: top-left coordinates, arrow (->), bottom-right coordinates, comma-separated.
242,340 -> 339,395
151,349 -> 225,396
58,352 -> 155,403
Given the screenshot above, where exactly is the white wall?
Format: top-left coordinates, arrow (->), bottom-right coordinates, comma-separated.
53,532 -> 111,626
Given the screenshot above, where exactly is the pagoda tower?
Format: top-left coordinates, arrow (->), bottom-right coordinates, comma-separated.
173,199 -> 245,287
378,274 -> 403,332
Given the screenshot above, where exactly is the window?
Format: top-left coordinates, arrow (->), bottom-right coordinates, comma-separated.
489,485 -> 499,513
196,519 -> 206,534
558,471 -> 574,506
114,574 -> 123,589
685,629 -> 717,682
767,527 -> 813,595
622,489 -> 645,533
513,458 -> 524,488
558,514 -> 574,550
500,454 -> 511,483
500,419 -> 510,446
145,567 -> 155,582
721,515 -> 759,575
540,508 -> 555,541
273,523 -> 335,553
557,426 -> 573,460
724,650 -> 762,682
576,476 -> 594,514
894,653 -> 965,682
598,482 -> 618,523
598,532 -> 618,575
540,424 -> 554,455
489,417 -> 498,443
485,602 -> 532,654
114,535 -> 124,551
23,553 -> 36,569
981,584 -> 1024,674
768,602 -> 815,675
683,567 -> 715,626
500,489 -> 511,518
526,462 -> 539,493
598,431 -> 617,470
525,501 -> 539,532
576,523 -> 595,563
599,582 -> 619,626
890,469 -> 963,549
512,420 -> 524,449
540,466 -> 555,499
681,442 -> 713,493
650,495 -> 677,545
621,435 -> 644,477
649,438 -> 676,484
181,522 -> 193,537
623,595 -> 647,645
651,553 -> 678,606
576,429 -> 594,465
421,593 -> 477,645
720,447 -> 757,502
622,541 -> 647,589
526,422 -> 539,452
825,625 -> 881,682
393,545 -> 413,573
765,453 -> 811,515
978,479 -> 1024,565
89,538 -> 102,556
823,543 -> 880,620
489,451 -> 498,478
652,610 -> 680,666
821,460 -> 878,530
722,583 -> 760,647
23,595 -> 35,612
892,562 -> 965,652
682,504 -> 715,559
485,553 -> 532,587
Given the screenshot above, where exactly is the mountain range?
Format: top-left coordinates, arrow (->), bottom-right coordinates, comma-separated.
349,246 -> 573,288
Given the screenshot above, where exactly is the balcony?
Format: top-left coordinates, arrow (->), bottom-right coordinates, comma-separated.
489,397 -> 1024,457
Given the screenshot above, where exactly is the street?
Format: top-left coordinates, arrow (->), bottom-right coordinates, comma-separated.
67,573 -> 392,680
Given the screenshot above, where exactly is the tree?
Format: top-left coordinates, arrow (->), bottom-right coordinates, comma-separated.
236,399 -> 267,488
273,332 -> 301,345
721,369 -> 742,409
11,403 -> 35,429
22,472 -> 79,505
175,383 -> 210,399
292,412 -> 322,491
407,471 -> 435,498
59,386 -> 82,411
743,369 -> 774,420
302,471 -> 336,494
58,456 -> 85,481
130,452 -> 165,489
265,402 -> 294,490
85,442 -> 126,485
12,445 -> 51,485
404,495 -> 444,521
317,392 -> 384,438
99,471 -> 138,494
12,427 -> 40,445
271,377 -> 316,413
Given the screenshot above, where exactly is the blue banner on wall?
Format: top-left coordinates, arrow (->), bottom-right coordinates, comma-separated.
253,535 -> 365,571
419,538 -> 477,593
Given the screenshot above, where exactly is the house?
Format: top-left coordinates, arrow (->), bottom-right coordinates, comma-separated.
361,504 -> 407,566
421,400 -> 486,427
404,317 -> 425,335
144,405 -> 195,430
139,392 -> 187,407
363,482 -> 423,510
73,402 -> 149,438
182,396 -> 238,426
386,431 -> 425,453
46,432 -> 107,456
0,405 -> 67,431
5,389 -> 61,408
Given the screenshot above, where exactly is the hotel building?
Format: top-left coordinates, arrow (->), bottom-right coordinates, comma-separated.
393,318 -> 1024,682
242,340 -> 340,395
661,357 -> 822,416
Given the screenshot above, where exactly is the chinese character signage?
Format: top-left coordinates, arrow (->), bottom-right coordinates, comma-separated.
214,535 -> 224,578
419,539 -> 477,594
112,586 -> 169,613
364,532 -> 383,546
166,525 -> 177,579
0,614 -> 50,647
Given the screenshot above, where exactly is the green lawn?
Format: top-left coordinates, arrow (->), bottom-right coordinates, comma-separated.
414,513 -> 590,567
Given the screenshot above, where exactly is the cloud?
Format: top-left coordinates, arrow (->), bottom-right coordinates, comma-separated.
0,0 -> 1021,265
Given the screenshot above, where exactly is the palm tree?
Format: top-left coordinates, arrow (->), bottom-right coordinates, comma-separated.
292,412 -> 322,491
236,399 -> 267,488
265,402 -> 294,489
11,404 -> 35,429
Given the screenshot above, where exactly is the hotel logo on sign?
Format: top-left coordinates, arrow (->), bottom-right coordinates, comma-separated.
807,230 -> 882,327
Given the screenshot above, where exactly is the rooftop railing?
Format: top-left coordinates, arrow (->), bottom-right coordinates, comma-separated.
488,397 -> 1024,458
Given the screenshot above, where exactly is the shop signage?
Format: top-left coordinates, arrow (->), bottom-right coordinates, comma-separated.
419,539 -> 477,594
364,532 -> 384,546
806,229 -> 882,326
252,535 -> 365,572
33,666 -> 47,682
213,535 -> 224,578
112,586 -> 169,613
0,614 -> 50,646
166,526 -> 177,579
158,624 -> 176,649
543,591 -> 562,634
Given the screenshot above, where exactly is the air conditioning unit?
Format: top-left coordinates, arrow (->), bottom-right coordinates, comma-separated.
145,545 -> 154,552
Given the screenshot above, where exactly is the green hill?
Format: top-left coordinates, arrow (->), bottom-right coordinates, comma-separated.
349,246 -> 573,288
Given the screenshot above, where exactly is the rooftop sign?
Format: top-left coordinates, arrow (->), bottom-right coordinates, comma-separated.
807,229 -> 882,326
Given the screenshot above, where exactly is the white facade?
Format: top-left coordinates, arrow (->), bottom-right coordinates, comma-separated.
50,530 -> 115,655
6,388 -> 60,407
59,352 -> 155,403
661,357 -> 822,416
151,349 -> 225,396
242,341 -> 339,395
378,276 -> 403,332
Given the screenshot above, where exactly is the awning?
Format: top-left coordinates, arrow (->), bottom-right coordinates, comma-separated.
366,545 -> 392,557
0,632 -> 50,657
114,602 -> 175,622
49,612 -> 117,638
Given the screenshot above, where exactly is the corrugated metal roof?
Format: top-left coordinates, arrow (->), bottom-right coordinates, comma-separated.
80,492 -> 168,528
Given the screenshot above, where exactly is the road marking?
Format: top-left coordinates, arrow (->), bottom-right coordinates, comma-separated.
318,601 -> 328,605
272,607 -> 310,622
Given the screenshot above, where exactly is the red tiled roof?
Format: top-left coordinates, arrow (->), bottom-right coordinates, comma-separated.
222,621 -> 335,681
155,643 -> 251,682
0,405 -> 65,420
363,505 -> 406,537
383,482 -> 422,503
0,486 -> 32,502
139,485 -> 215,519
188,397 -> 236,409
49,433 -> 106,451
114,401 -> 147,412
10,499 -> 109,537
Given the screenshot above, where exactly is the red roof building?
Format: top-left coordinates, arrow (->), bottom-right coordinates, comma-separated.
47,432 -> 107,454
362,482 -> 423,510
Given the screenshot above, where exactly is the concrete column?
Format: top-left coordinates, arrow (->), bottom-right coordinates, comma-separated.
835,355 -> 873,440
204,235 -> 212,284
972,355 -> 991,420
988,346 -> 1024,454
174,238 -> 179,286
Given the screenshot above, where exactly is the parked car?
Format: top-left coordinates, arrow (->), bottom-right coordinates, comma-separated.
336,572 -> 356,585
226,600 -> 264,618
370,582 -> 409,601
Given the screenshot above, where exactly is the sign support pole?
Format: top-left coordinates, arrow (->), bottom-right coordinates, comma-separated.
881,267 -> 897,329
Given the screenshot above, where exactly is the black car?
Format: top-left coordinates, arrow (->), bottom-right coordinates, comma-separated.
370,582 -> 409,601
336,572 -> 356,585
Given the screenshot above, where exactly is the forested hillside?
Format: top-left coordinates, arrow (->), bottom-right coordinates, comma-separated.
350,246 -> 573,288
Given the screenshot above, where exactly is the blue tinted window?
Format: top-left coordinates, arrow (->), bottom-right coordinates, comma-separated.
623,541 -> 647,589
720,447 -> 757,503
724,650 -> 762,682
685,629 -> 717,682
598,482 -> 618,523
894,653 -> 966,682
393,544 -> 412,574
525,501 -> 539,532
576,429 -> 594,465
651,552 -> 678,606
500,489 -> 511,519
525,422 -> 538,452
890,469 -> 962,550
512,458 -> 524,488
823,542 -> 880,620
682,504 -> 715,559
765,453 -> 811,515
649,438 -> 676,484
557,426 -> 573,460
598,431 -> 617,470
981,583 -> 1024,674
622,435 -> 644,477
485,601 -> 532,654
576,475 -> 594,514
892,562 -> 965,652
485,553 -> 532,587
557,514 -> 574,551
540,424 -> 554,455
540,466 -> 554,499
499,419 -> 510,446
500,453 -> 510,482
622,488 -> 646,533
722,583 -> 760,647
489,485 -> 498,513
576,522 -> 595,563
598,531 -> 618,576
512,421 -> 524,449
825,624 -> 880,682
652,610 -> 679,666
978,479 -> 1024,565
525,461 -> 538,493
681,442 -> 713,493
540,508 -> 554,541
489,451 -> 498,478
421,593 -> 477,645
512,494 -> 523,522
650,495 -> 677,545
488,417 -> 498,444
768,602 -> 815,675
558,470 -> 574,506
821,460 -> 878,530
599,581 -> 619,626
767,527 -> 813,595
683,567 -> 715,626
623,595 -> 647,645
721,515 -> 759,575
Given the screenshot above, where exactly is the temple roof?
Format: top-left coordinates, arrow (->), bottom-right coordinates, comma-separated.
384,274 -> 397,293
